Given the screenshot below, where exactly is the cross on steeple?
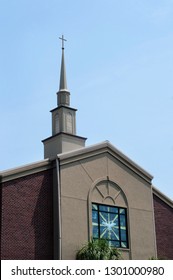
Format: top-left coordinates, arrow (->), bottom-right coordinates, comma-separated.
59,35 -> 67,50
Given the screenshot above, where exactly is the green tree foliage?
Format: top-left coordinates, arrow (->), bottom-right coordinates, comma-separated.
76,239 -> 122,260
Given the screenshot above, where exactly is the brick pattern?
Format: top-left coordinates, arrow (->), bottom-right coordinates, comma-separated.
153,194 -> 173,260
1,169 -> 54,260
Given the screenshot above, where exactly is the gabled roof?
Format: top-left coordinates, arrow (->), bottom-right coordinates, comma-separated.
1,140 -> 172,209
58,140 -> 153,184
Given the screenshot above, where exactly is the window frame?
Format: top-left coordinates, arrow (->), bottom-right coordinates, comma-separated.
92,203 -> 129,249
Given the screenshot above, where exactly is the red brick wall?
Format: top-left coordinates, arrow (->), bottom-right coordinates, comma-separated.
1,169 -> 54,259
153,194 -> 173,260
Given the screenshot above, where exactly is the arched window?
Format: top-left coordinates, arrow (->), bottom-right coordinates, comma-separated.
88,179 -> 129,249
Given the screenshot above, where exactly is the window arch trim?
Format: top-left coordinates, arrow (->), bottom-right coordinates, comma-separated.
87,177 -> 130,250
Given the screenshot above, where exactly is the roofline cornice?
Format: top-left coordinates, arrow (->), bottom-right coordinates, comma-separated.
0,159 -> 53,183
50,105 -> 77,113
152,186 -> 173,208
42,132 -> 87,143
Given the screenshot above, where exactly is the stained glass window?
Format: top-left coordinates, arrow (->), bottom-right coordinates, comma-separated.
92,203 -> 128,248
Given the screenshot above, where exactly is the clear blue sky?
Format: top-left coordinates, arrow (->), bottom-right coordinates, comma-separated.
0,0 -> 173,199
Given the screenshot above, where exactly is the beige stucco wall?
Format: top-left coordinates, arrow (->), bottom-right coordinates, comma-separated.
60,151 -> 156,260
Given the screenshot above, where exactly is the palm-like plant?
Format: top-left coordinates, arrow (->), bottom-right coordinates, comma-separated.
76,239 -> 122,260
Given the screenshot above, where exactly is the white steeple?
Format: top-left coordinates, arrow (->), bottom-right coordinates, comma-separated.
57,35 -> 70,107
42,36 -> 87,159
59,37 -> 68,91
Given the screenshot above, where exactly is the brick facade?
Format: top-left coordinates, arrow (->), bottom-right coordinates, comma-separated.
153,194 -> 173,260
1,169 -> 54,260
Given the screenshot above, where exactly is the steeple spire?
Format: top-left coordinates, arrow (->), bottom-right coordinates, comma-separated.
59,35 -> 67,91
42,36 -> 87,158
57,35 -> 70,106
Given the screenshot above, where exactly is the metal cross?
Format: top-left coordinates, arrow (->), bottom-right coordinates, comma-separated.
59,35 -> 67,49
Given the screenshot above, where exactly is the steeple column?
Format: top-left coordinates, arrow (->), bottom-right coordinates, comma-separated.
51,106 -> 77,136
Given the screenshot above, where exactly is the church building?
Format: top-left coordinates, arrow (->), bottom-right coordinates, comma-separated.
1,37 -> 173,260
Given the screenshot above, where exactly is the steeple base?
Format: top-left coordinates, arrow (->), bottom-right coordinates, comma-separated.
42,133 -> 87,159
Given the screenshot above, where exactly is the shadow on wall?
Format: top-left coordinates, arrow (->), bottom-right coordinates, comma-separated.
0,170 -> 54,260
32,170 -> 54,260
153,194 -> 173,260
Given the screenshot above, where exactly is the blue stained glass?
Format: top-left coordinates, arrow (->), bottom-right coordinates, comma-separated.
93,226 -> 99,238
110,213 -> 118,224
92,211 -> 98,223
113,228 -> 120,240
120,229 -> 127,241
109,240 -> 120,247
110,228 -> 119,240
100,225 -> 107,239
120,208 -> 125,214
109,206 -> 118,213
92,204 -> 98,210
99,212 -> 119,241
92,203 -> 128,249
120,215 -> 126,228
99,205 -> 109,212
100,212 -> 108,225
121,242 -> 127,248
99,205 -> 118,213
